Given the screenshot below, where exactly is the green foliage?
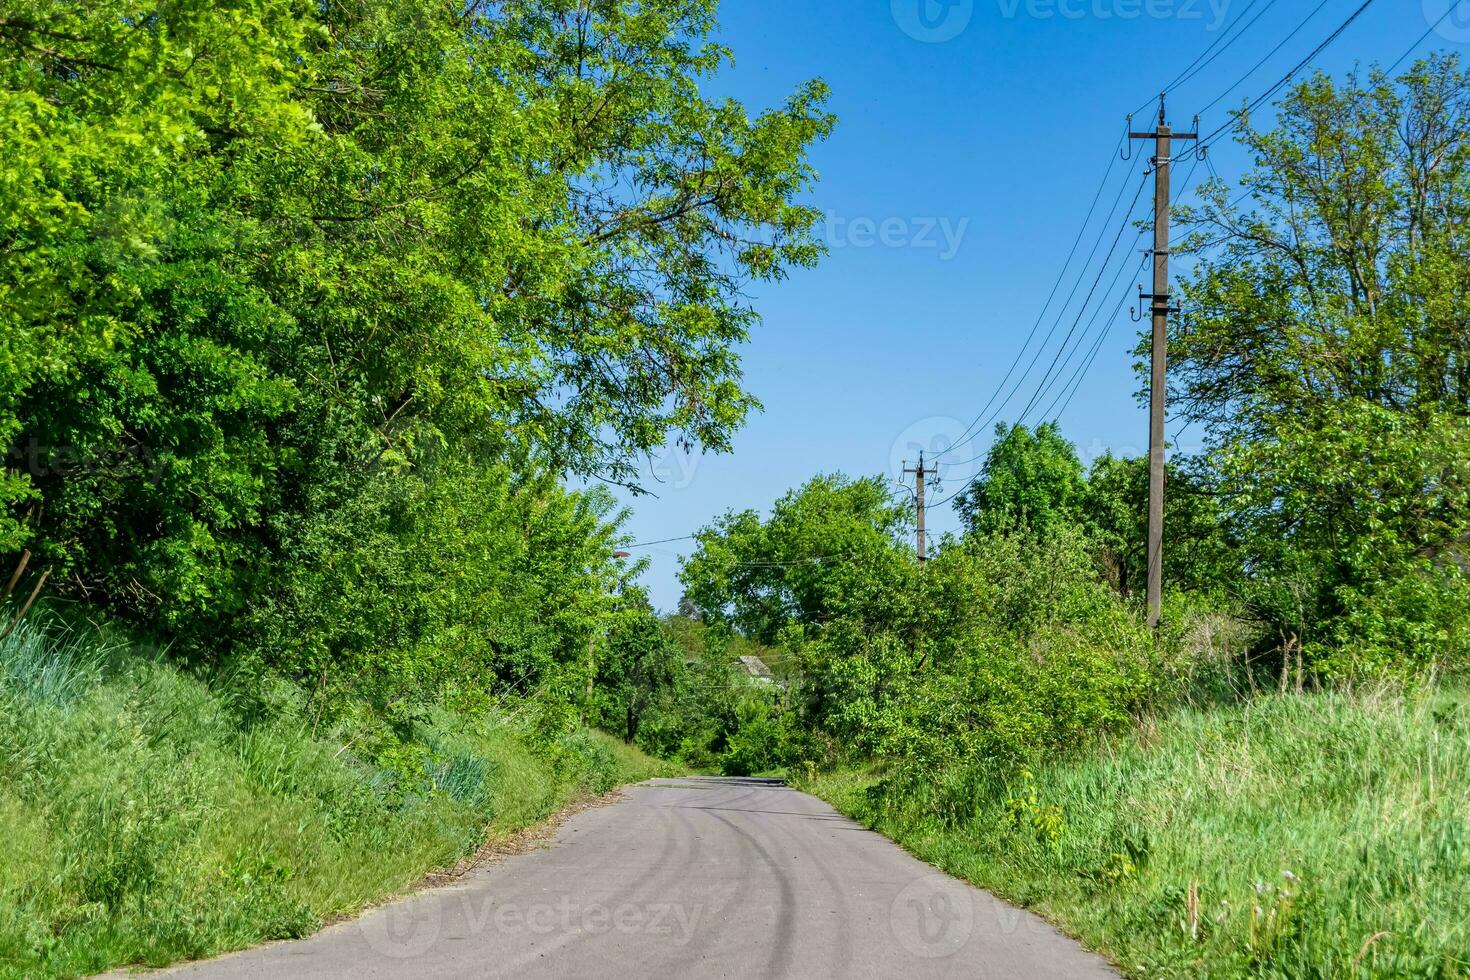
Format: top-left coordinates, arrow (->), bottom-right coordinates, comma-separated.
593,597 -> 682,742
805,685 -> 1470,979
249,449 -> 632,708
679,474 -> 915,644
1,0 -> 833,695
718,697 -> 796,777
953,422 -> 1086,538
677,478 -> 1170,781
628,614 -> 801,775
873,529 -> 1161,814
1082,453 -> 1238,600
0,617 -> 675,979
1170,56 -> 1470,674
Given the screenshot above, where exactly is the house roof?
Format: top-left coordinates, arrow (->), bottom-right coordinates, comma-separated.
737,655 -> 773,679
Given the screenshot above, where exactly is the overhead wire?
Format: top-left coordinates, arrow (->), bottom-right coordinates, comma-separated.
1029,249 -> 1152,427
621,534 -> 695,550
934,135 -> 1130,457
933,149 -> 1202,492
1385,5 -> 1459,76
1161,0 -> 1281,103
935,168 -> 1151,462
1130,0 -> 1276,118
1032,153 -> 1207,426
928,175 -> 1151,480
642,0 -> 1433,556
1010,220 -> 1150,428
936,2 -> 1296,470
1005,172 -> 1155,430
1195,0 -> 1382,155
1195,0 -> 1337,117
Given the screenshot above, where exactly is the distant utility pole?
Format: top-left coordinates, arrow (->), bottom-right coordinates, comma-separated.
904,452 -> 935,563
1130,96 -> 1196,630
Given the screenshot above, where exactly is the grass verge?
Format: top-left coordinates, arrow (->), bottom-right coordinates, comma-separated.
801,686 -> 1470,978
0,617 -> 678,979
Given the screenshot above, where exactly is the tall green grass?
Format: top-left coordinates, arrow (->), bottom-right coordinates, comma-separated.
804,686 -> 1470,978
0,617 -> 676,979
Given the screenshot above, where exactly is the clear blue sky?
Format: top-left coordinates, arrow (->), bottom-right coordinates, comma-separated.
606,0 -> 1463,611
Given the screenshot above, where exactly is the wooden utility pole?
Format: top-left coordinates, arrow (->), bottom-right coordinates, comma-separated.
1130,97 -> 1196,630
904,452 -> 935,563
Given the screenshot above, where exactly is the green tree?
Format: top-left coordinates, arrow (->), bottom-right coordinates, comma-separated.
953,423 -> 1086,538
1082,453 -> 1238,600
678,474 -> 920,755
1169,56 -> 1470,673
678,474 -> 914,645
595,601 -> 682,743
1,0 -> 835,690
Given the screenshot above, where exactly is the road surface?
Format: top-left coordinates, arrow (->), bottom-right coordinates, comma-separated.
155,777 -> 1116,979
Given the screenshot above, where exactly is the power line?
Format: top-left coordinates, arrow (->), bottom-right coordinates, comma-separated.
934,135 -> 1129,457
1031,153 -> 1206,426
1015,230 -> 1149,428
1195,0 -> 1337,118
1163,0 -> 1281,102
936,168 -> 1151,462
617,537 -> 690,552
936,174 -> 1157,474
1028,249 -> 1153,427
1130,0 -> 1275,118
1196,0 -> 1381,154
1047,279 -> 1140,422
1386,6 -> 1458,76
1009,174 -> 1154,427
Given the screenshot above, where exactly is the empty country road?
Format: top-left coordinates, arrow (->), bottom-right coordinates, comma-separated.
154,777 -> 1117,979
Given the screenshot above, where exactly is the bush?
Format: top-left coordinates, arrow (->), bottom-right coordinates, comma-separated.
807,685 -> 1470,978
719,697 -> 796,776
1319,565 -> 1470,680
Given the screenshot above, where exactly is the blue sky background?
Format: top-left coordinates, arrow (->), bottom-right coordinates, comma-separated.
603,0 -> 1467,611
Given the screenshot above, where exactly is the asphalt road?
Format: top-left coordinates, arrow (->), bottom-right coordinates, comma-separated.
155,777 -> 1117,979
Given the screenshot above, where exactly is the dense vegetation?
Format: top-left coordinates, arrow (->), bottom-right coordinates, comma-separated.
0,0 -> 831,703
650,59 -> 1470,774
0,616 -> 674,979
808,685 -> 1470,978
3,0 -> 1468,975
617,58 -> 1470,976
0,1 -> 825,975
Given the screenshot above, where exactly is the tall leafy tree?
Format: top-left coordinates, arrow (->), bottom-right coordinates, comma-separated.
1082,453 -> 1237,600
953,423 -> 1086,539
679,474 -> 914,645
1170,56 -> 1470,671
1,1 -> 834,682
594,597 -> 682,742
